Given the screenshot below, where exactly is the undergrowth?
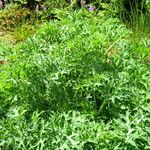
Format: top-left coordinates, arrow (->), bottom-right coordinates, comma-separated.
0,7 -> 150,150
0,3 -> 44,43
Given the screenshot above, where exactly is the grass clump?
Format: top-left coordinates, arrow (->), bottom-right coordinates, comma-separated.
113,0 -> 150,37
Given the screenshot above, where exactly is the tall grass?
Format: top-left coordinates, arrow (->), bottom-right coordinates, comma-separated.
114,0 -> 150,36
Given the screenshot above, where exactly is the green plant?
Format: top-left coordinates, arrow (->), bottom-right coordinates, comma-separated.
1,104 -> 150,149
1,9 -> 149,115
1,7 -> 150,150
112,0 -> 150,36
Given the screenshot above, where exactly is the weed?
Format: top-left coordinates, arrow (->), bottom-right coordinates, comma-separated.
1,4 -> 150,150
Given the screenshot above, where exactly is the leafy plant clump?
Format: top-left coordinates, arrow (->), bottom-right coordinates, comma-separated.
1,106 -> 150,150
1,8 -> 150,149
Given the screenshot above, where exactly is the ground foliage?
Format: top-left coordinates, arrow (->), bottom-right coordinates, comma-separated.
0,3 -> 150,150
